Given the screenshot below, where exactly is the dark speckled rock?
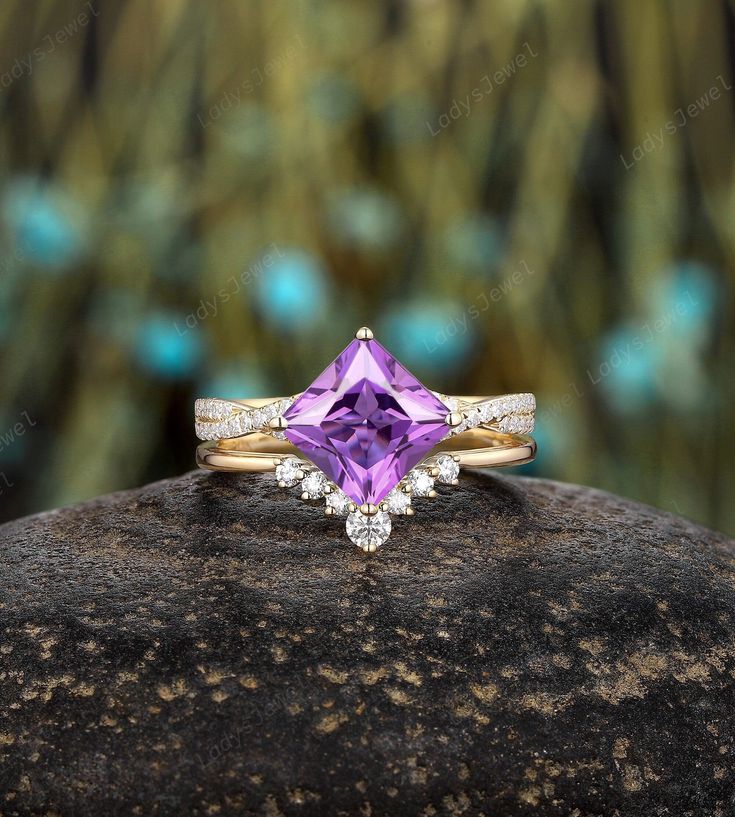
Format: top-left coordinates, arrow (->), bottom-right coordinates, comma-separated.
1,470 -> 734,816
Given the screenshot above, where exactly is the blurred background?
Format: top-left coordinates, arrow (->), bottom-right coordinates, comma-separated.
0,0 -> 732,533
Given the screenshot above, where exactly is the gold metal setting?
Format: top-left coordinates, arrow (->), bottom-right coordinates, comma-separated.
196,428 -> 537,473
195,331 -> 536,551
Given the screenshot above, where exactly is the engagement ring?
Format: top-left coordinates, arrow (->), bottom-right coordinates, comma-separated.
195,328 -> 536,551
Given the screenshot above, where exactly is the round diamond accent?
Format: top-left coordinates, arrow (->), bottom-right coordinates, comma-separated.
275,459 -> 302,487
435,454 -> 460,484
408,470 -> 434,497
384,487 -> 411,514
346,510 -> 391,551
302,470 -> 327,498
326,488 -> 351,515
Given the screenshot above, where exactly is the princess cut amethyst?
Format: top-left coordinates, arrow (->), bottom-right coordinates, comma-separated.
283,337 -> 450,506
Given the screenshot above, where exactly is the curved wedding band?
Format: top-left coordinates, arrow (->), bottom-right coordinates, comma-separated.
196,428 -> 536,473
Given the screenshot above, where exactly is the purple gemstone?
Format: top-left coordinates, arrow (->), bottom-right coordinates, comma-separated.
283,338 -> 449,506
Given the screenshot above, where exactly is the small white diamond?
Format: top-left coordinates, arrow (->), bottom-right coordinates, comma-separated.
408,470 -> 434,497
466,407 -> 481,429
237,413 -> 253,435
326,488 -> 351,515
435,454 -> 460,484
275,458 -> 302,487
346,510 -> 391,551
384,487 -> 411,514
302,470 -> 327,498
478,402 -> 494,423
262,401 -> 280,422
250,408 -> 266,429
222,416 -> 240,437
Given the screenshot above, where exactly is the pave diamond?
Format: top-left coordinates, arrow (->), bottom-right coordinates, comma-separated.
346,510 -> 392,551
465,407 -> 482,429
283,338 -> 450,506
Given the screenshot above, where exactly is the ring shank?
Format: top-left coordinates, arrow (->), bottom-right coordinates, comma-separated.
196,429 -> 536,473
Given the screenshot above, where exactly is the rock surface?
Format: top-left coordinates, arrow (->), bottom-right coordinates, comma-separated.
0,470 -> 734,816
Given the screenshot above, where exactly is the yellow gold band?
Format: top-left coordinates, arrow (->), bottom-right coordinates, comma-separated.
196,428 -> 536,473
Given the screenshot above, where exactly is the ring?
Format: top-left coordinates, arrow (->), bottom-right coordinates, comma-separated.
195,327 -> 536,551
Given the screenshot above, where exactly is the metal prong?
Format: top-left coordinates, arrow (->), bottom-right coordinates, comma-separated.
379,503 -> 388,512
429,466 -> 440,478
452,455 -> 461,463
427,490 -> 437,499
405,507 -> 415,517
277,481 -> 287,488
360,503 -> 378,516
451,479 -> 459,486
300,492 -> 310,501
445,411 -> 463,427
273,457 -> 283,467
269,416 -> 288,430
348,502 -> 357,514
402,484 -> 412,495
295,469 -> 305,480
355,327 -> 374,341
325,506 -> 336,517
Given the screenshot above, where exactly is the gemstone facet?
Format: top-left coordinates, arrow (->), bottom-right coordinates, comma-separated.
283,338 -> 449,506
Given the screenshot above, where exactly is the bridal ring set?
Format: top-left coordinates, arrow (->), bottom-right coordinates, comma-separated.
195,328 -> 536,552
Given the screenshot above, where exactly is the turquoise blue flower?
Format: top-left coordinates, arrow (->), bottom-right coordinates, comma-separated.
134,312 -> 205,379
379,302 -> 474,374
596,327 -> 661,413
2,178 -> 86,271
648,260 -> 718,338
255,249 -> 328,330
